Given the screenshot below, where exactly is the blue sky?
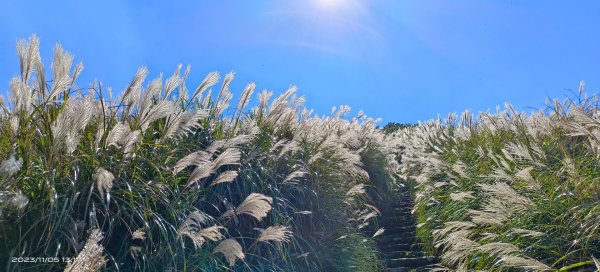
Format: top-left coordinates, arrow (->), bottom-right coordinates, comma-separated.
1,1 -> 599,123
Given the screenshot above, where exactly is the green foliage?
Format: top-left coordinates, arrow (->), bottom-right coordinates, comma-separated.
381,122 -> 416,135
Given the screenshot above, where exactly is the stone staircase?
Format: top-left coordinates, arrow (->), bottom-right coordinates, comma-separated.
377,188 -> 439,271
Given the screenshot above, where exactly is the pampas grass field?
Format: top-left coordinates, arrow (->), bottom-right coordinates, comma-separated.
395,87 -> 600,271
1,36 -> 599,271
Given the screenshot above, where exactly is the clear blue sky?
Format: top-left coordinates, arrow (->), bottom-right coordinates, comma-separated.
1,1 -> 599,123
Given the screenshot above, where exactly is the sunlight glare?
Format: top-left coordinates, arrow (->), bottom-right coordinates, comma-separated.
316,0 -> 344,8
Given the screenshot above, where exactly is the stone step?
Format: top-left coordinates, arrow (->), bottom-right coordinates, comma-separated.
380,193 -> 440,271
388,205 -> 413,210
379,236 -> 417,246
385,213 -> 414,219
387,264 -> 440,272
384,214 -> 414,221
381,228 -> 415,235
387,256 -> 439,268
385,225 -> 416,231
382,229 -> 417,237
379,232 -> 415,241
389,208 -> 413,213
391,199 -> 411,203
384,250 -> 425,259
380,242 -> 424,251
386,211 -> 413,216
383,219 -> 416,226
390,204 -> 413,209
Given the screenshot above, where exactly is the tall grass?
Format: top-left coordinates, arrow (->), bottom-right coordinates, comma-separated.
396,84 -> 599,271
0,35 -> 397,271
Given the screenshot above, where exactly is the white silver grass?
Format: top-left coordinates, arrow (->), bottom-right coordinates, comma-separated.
346,184 -> 366,196
212,239 -> 245,267
93,167 -> 114,201
234,193 -> 273,222
16,35 -> 41,83
499,256 -> 552,271
163,64 -> 182,98
372,228 -> 385,238
186,147 -> 241,186
10,77 -> 33,113
173,150 -> 212,175
105,123 -> 130,148
121,66 -> 148,112
191,71 -> 219,102
51,95 -> 95,154
282,170 -> 306,184
236,82 -> 256,115
0,156 -> 23,176
478,242 -> 520,259
256,225 -> 293,243
49,44 -> 74,102
64,229 -> 107,272
449,191 -> 475,202
210,170 -> 238,186
177,211 -> 215,249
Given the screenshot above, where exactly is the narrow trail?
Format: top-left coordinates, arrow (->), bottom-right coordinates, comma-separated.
377,186 -> 440,272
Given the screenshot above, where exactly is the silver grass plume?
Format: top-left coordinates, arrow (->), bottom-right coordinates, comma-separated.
132,229 -> 146,240
93,167 -> 114,202
235,82 -> 256,115
449,191 -> 475,202
178,64 -> 191,101
48,44 -> 74,102
139,100 -> 176,132
255,90 -> 273,119
477,242 -> 520,259
499,256 -> 552,271
212,239 -> 245,267
177,211 -> 223,250
432,221 -> 477,243
173,150 -> 212,175
0,190 -> 29,211
122,130 -> 142,155
64,229 -> 107,272
190,71 -> 219,102
10,77 -> 33,113
163,109 -> 208,140
511,228 -> 544,238
121,66 -> 148,113
163,64 -> 182,98
51,95 -> 96,154
210,171 -> 238,186
186,148 -> 241,186
346,184 -> 366,197
212,76 -> 234,120
277,140 -> 300,159
372,228 -> 385,238
105,122 -> 130,148
282,169 -> 307,184
231,193 -> 273,222
255,225 -> 293,244
211,148 -> 241,170
0,156 -> 23,176
16,35 -> 41,84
